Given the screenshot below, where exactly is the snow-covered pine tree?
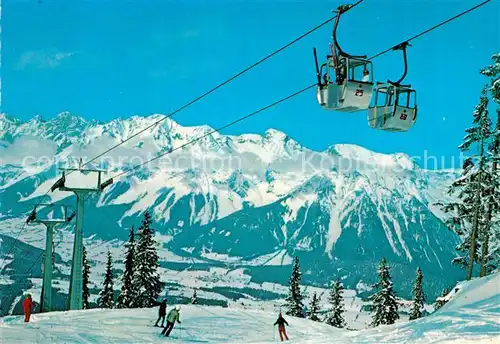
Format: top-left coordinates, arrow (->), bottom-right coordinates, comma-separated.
284,256 -> 305,317
439,86 -> 495,280
433,287 -> 450,311
82,245 -> 91,309
325,279 -> 346,328
439,158 -> 482,269
117,227 -> 136,309
481,53 -> 500,104
97,250 -> 115,309
191,290 -> 198,305
480,54 -> 500,276
370,258 -> 399,327
409,267 -> 426,320
459,86 -> 493,280
133,211 -> 165,308
307,292 -> 321,322
478,157 -> 500,276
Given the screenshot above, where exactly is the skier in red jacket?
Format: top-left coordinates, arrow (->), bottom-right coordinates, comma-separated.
23,293 -> 33,322
274,312 -> 289,341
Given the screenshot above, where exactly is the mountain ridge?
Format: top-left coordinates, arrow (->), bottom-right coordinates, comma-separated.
0,113 -> 466,302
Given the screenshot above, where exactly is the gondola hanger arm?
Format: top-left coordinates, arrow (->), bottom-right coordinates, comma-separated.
388,41 -> 411,87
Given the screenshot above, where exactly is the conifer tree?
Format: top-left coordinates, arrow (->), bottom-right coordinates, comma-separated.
82,245 -> 91,309
284,256 -> 305,317
133,211 -> 165,307
440,86 -> 495,280
98,250 -> 115,309
307,292 -> 321,322
460,87 -> 494,280
433,288 -> 450,311
325,279 -> 346,328
370,258 -> 399,327
439,158 -> 482,269
479,54 -> 500,276
481,53 -> 500,105
191,290 -> 198,305
117,227 -> 136,308
409,267 -> 426,320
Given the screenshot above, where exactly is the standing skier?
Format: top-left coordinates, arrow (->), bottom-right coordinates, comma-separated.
23,293 -> 33,323
274,312 -> 289,341
154,299 -> 168,327
161,305 -> 181,337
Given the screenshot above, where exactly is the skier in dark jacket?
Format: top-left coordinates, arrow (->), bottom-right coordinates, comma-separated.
161,305 -> 181,337
154,299 -> 168,327
274,312 -> 289,341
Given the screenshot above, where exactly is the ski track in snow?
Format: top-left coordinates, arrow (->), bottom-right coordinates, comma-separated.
1,273 -> 499,343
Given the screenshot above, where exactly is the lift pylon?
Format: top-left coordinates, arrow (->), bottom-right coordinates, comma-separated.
51,166 -> 113,310
26,203 -> 72,312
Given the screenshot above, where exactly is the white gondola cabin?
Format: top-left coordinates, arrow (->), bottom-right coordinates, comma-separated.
316,57 -> 374,113
313,3 -> 375,114
367,83 -> 417,132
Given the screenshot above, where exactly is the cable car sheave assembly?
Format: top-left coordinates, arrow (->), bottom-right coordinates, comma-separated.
314,2 -> 418,132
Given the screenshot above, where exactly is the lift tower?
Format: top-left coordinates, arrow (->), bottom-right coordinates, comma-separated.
51,167 -> 113,310
26,203 -> 73,312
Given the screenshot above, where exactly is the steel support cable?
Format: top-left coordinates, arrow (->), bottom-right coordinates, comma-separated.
2,84 -> 307,301
81,1 -> 364,169
3,0 -> 490,305
0,159 -> 76,275
14,178 -> 146,285
7,84 -> 316,287
1,218 -> 72,294
367,0 -> 491,61
2,0 -> 489,276
1,0 -> 490,294
365,0 -> 492,124
96,0 -> 492,177
21,0 -> 487,284
109,84 -> 316,181
1,196 -> 111,299
0,3 -> 365,275
0,199 -> 51,274
50,0 -> 492,318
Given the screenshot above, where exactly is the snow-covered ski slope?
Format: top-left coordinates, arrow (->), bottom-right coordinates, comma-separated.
1,273 -> 499,343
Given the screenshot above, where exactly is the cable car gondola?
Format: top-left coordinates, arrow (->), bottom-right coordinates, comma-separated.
313,4 -> 374,113
367,42 -> 417,132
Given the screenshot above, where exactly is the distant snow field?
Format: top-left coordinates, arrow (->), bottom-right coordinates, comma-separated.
1,273 -> 499,344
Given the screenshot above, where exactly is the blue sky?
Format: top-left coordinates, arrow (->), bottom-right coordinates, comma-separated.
1,0 -> 498,167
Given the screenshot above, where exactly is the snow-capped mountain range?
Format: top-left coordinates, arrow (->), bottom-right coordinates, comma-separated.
0,112 -> 466,310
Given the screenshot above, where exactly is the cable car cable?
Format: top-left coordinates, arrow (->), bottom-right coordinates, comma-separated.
367,0 -> 491,61
0,3 -> 365,275
332,4 -> 367,61
2,0 -> 488,277
0,200 -> 51,275
365,0 -> 491,128
81,1 -> 364,169
1,196 -> 110,298
2,0 -> 490,304
4,0 -> 488,275
108,84 -> 316,181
